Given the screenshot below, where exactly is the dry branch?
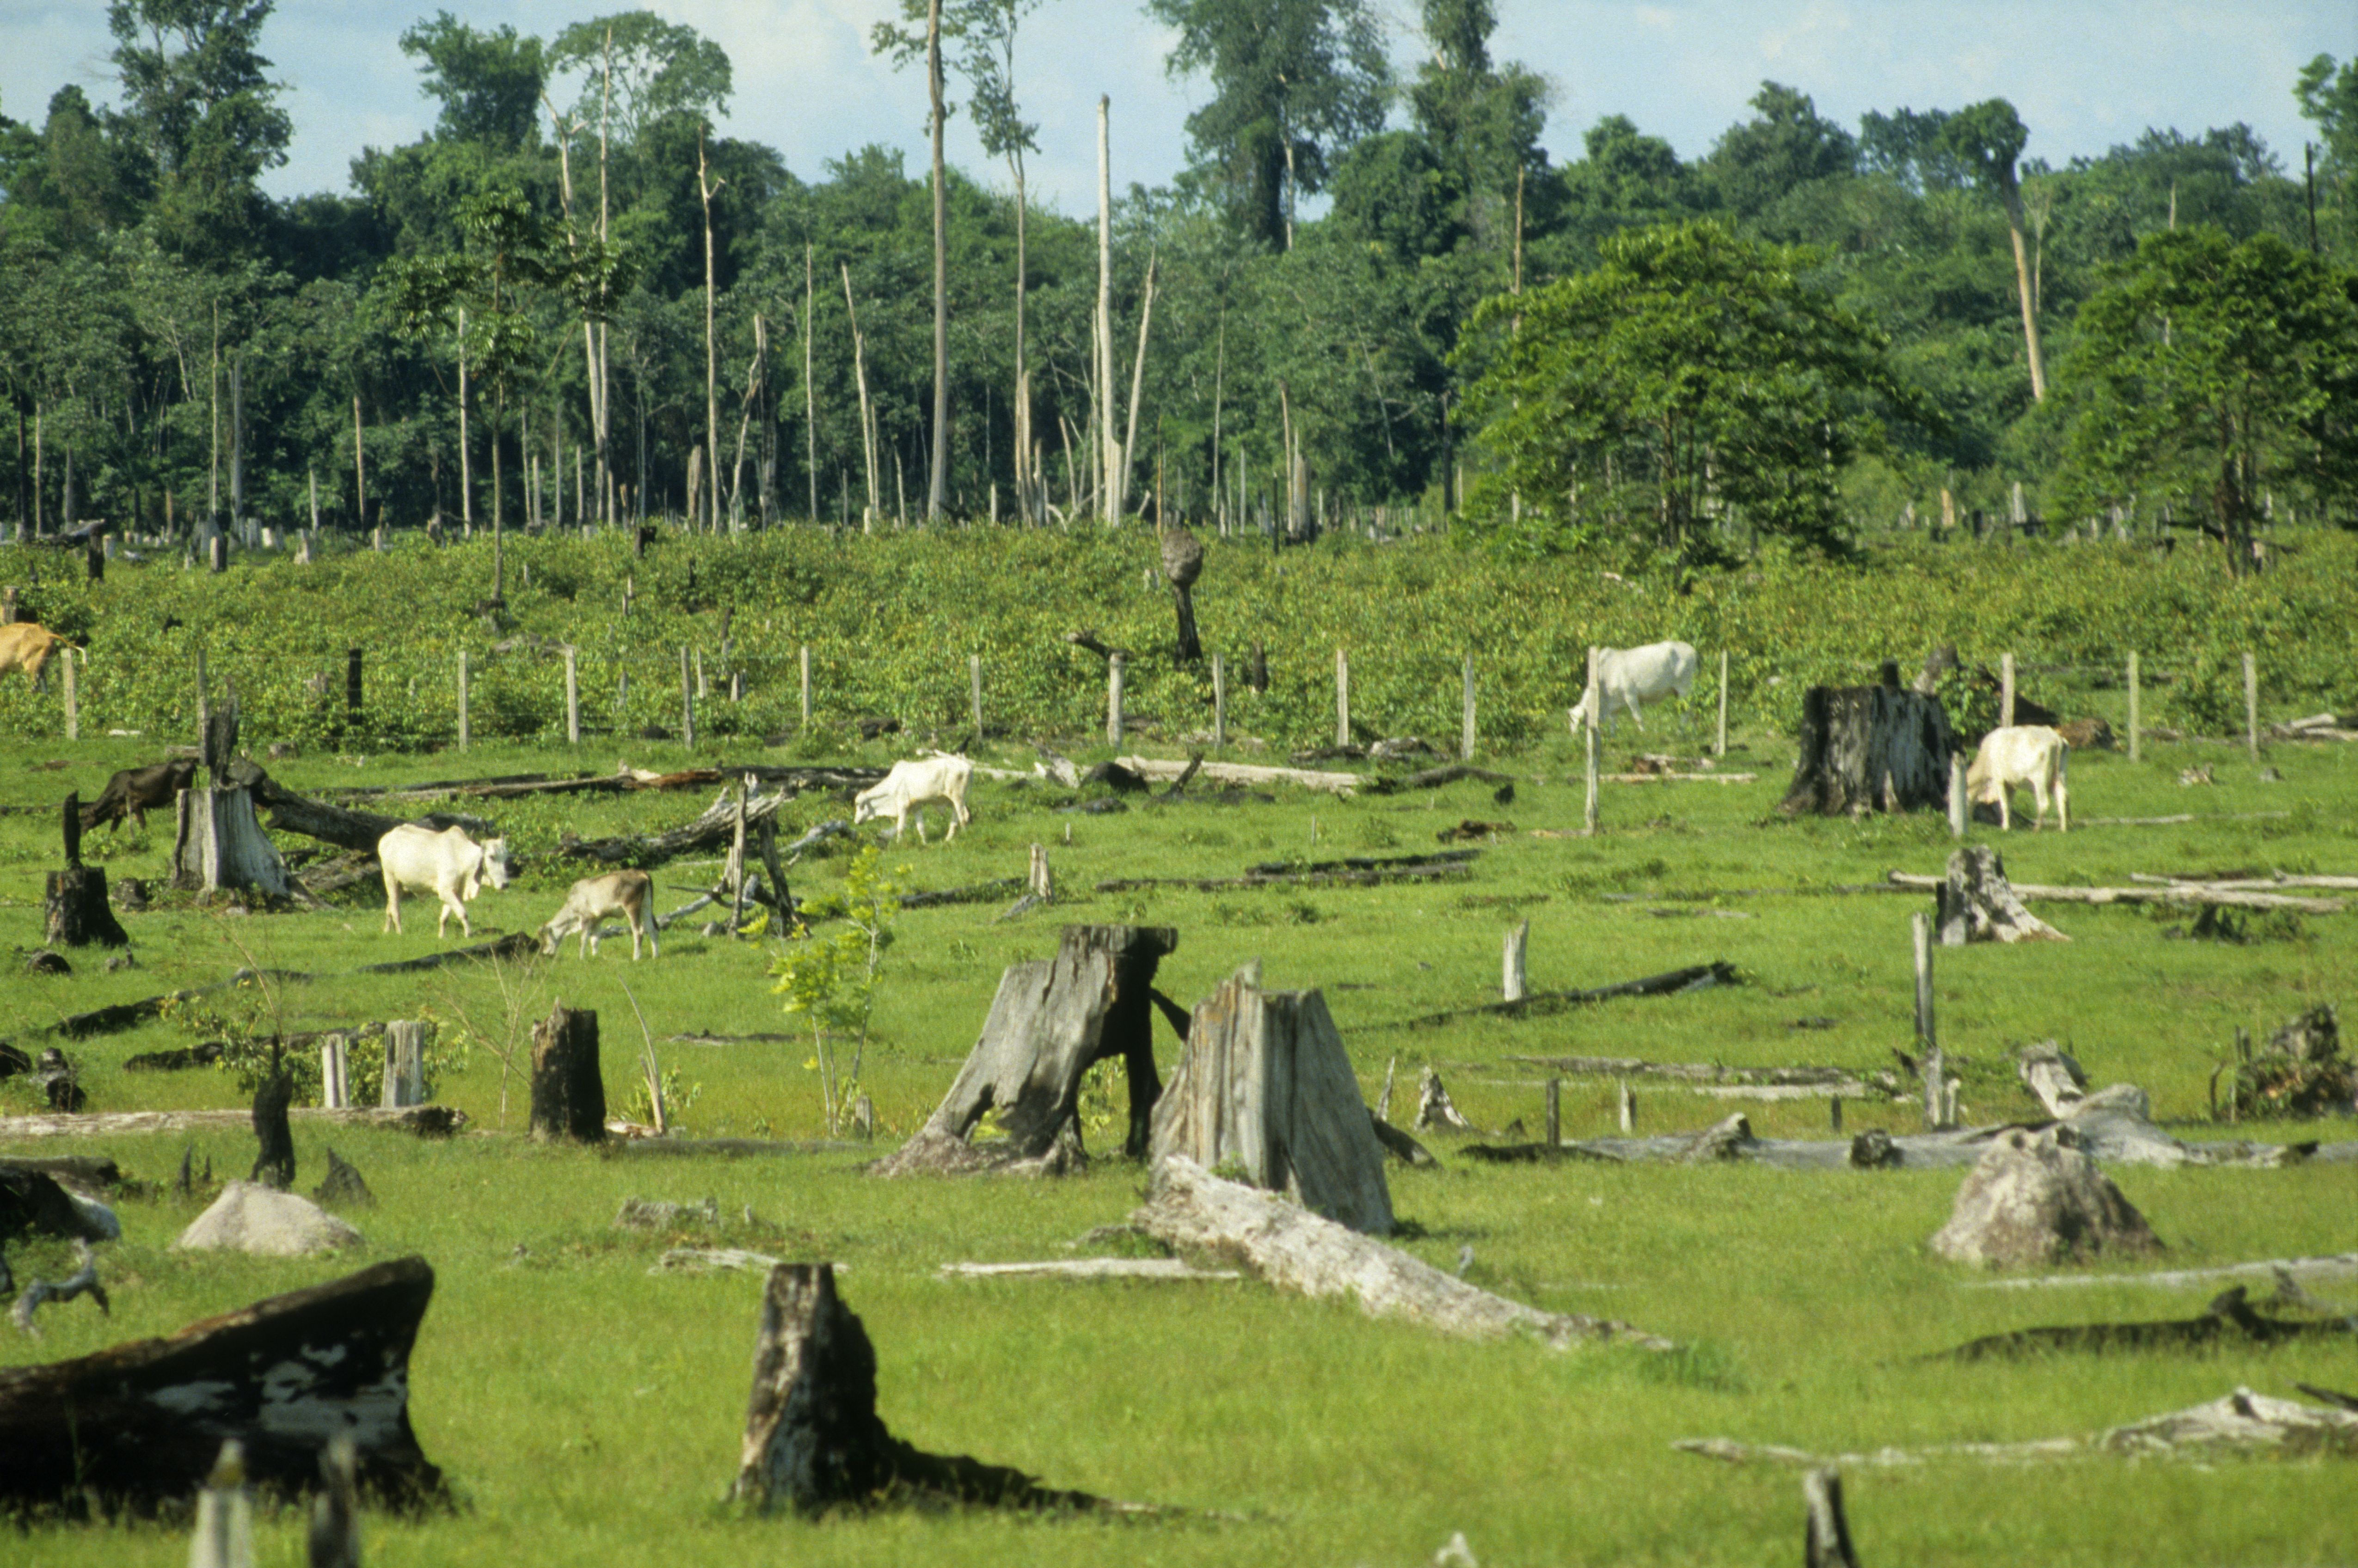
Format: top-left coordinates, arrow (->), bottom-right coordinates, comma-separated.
1887,871 -> 2343,914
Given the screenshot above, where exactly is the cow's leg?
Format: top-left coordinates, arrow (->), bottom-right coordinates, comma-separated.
581,925 -> 596,959
1625,695 -> 1644,733
383,878 -> 403,935
2055,767 -> 2069,833
912,805 -> 930,845
1997,788 -> 2013,831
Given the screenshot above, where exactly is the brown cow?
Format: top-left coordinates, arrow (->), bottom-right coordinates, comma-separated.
0,623 -> 72,691
83,758 -> 199,833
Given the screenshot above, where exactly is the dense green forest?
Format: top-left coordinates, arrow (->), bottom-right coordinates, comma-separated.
1,0 -> 2354,574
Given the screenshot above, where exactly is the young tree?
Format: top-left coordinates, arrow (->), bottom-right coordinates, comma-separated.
2053,226 -> 2358,575
1454,220 -> 1927,566
1147,0 -> 1388,250
1939,98 -> 2046,400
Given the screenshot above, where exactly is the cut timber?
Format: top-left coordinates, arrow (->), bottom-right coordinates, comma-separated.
530,1002 -> 606,1143
874,925 -> 1177,1174
1889,870 -> 2343,914
1401,961 -> 1738,1028
172,787 -> 292,898
937,1259 -> 1240,1281
0,1256 -> 444,1509
1935,844 -> 2069,944
0,1106 -> 464,1141
1135,1156 -> 1674,1352
1116,755 -> 1361,796
732,1262 -> 1118,1513
1965,1252 -> 2358,1291
1148,969 -> 1394,1234
1780,683 -> 1959,817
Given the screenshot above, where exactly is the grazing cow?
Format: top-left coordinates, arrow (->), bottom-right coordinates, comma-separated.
540,870 -> 659,960
378,823 -> 515,939
0,623 -> 72,691
1967,725 -> 2070,832
82,758 -> 198,834
1567,640 -> 1701,735
852,754 -> 972,844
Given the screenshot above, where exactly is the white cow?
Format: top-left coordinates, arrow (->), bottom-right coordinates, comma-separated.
1967,725 -> 2070,832
540,870 -> 659,959
1568,640 -> 1701,735
853,754 -> 972,843
379,824 -> 515,939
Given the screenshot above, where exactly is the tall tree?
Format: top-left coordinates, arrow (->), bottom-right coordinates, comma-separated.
1940,98 -> 2046,400
400,11 -> 547,150
2297,54 -> 2357,256
1147,0 -> 1389,250
107,0 -> 292,260
1406,0 -> 1547,245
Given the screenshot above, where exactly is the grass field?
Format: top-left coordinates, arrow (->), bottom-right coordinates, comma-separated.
3,657 -> 2356,1563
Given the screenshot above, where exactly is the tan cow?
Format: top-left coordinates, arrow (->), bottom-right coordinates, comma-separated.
1967,725 -> 2070,832
540,870 -> 659,959
0,623 -> 72,690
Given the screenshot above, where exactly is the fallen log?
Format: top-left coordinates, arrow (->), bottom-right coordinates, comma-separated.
1678,1387 -> 2358,1468
1888,871 -> 2342,914
354,930 -> 542,975
1115,755 -> 1363,796
654,1247 -> 785,1273
1134,1156 -> 1674,1352
2130,873 -> 2358,892
1503,1055 -> 1866,1088
226,761 -> 493,853
732,1262 -> 1122,1514
0,1155 -> 122,1191
1095,860 -> 1475,894
1547,1117 -> 2329,1171
1942,1285 -> 2355,1360
559,790 -> 818,867
1400,961 -> 1739,1029
605,1138 -> 864,1159
1965,1252 -> 2358,1292
0,1106 -> 464,1141
937,1259 -> 1240,1282
0,1256 -> 445,1509
1600,771 -> 1758,784
899,877 -> 1025,910
1395,763 -> 1514,789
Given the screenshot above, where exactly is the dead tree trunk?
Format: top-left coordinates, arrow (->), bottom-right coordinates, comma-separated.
250,1072 -> 295,1189
46,792 -> 128,947
1149,968 -> 1394,1234
1781,682 -> 1959,817
732,1262 -> 1107,1514
1161,526 -> 1204,663
1936,844 -> 2069,945
529,1002 -> 605,1144
873,925 -> 1177,1175
0,1256 -> 445,1509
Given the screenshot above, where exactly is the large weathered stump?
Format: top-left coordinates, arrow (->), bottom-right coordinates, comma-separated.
1935,845 -> 2069,945
0,1256 -> 444,1509
1149,968 -> 1393,1235
172,788 -> 293,897
1929,1126 -> 2162,1268
732,1261 -> 1105,1514
530,1002 -> 606,1143
1780,679 -> 1959,817
874,925 -> 1177,1175
44,792 -> 128,947
250,1074 -> 295,1189
1161,527 -> 1204,663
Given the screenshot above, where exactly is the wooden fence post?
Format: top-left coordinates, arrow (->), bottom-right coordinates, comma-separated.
2245,646 -> 2264,759
2000,652 -> 2015,729
529,1002 -> 605,1144
1335,647 -> 1350,748
1106,653 -> 1125,747
1715,648 -> 1729,756
1502,919 -> 1528,1003
1913,911 -> 1941,1130
694,648 -> 707,701
680,646 -> 695,748
60,650 -> 76,742
969,653 -> 983,737
319,1033 -> 349,1110
799,645 -> 811,726
208,535 -> 227,573
455,652 -> 469,750
345,649 -> 362,734
1211,652 -> 1226,749
381,1021 -> 429,1109
1617,1082 -> 1635,1132
1802,1467 -> 1859,1568
1583,646 -> 1602,836
1545,1077 -> 1560,1148
564,647 -> 580,744
2127,651 -> 2140,763
1947,750 -> 1967,838
1461,652 -> 1476,761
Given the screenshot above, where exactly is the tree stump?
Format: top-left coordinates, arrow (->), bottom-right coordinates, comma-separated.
46,791 -> 128,947
1149,968 -> 1394,1235
1780,681 -> 1959,817
732,1262 -> 1105,1514
250,1074 -> 295,1190
172,788 -> 293,897
1160,526 -> 1204,663
529,1002 -> 606,1143
1934,845 -> 2069,945
381,1021 -> 430,1109
873,925 -> 1177,1175
0,1256 -> 445,1509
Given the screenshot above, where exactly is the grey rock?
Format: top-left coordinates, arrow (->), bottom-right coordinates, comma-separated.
173,1180 -> 363,1257
1931,1126 -> 2161,1269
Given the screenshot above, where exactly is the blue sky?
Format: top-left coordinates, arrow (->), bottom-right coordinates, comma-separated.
4,1 -> 2351,217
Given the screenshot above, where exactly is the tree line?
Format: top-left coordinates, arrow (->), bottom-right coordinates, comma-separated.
1,0 -> 2353,577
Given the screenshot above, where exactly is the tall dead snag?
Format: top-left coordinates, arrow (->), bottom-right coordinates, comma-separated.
1149,968 -> 1393,1235
529,1002 -> 606,1144
0,1256 -> 444,1510
1935,845 -> 2068,944
874,925 -> 1177,1174
45,792 -> 128,947
733,1262 -> 1109,1514
1780,674 -> 1959,818
1136,1157 -> 1674,1352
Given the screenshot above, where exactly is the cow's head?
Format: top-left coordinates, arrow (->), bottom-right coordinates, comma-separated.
480,837 -> 516,891
850,783 -> 885,826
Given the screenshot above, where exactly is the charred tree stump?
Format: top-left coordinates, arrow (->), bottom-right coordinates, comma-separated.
1780,681 -> 1959,817
0,1257 -> 444,1510
1803,1468 -> 1861,1568
529,1002 -> 606,1143
873,925 -> 1178,1175
175,715 -> 294,900
251,1074 -> 295,1189
1148,967 -> 1393,1234
1935,844 -> 2069,945
732,1262 -> 1106,1514
1161,526 -> 1204,663
46,791 -> 128,947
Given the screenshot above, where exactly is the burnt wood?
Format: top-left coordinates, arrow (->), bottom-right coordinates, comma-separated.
250,1073 -> 295,1189
530,1002 -> 606,1143
1780,683 -> 1959,817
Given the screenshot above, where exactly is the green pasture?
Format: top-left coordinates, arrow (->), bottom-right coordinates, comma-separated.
2,593 -> 2356,1563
